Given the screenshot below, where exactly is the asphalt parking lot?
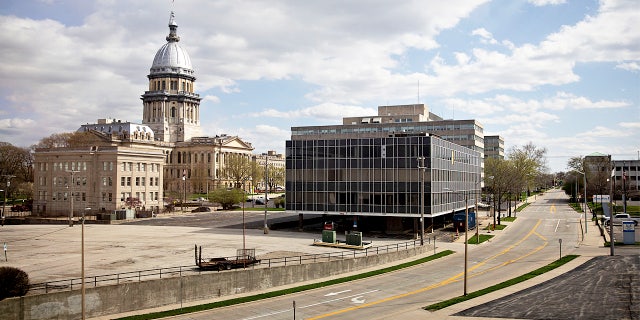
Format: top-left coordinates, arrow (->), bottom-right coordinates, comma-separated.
455,254 -> 640,320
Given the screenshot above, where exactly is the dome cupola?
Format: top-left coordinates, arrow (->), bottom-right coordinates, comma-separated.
150,11 -> 193,77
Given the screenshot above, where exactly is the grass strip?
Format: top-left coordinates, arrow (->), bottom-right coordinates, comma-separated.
467,234 -> 494,244
117,250 -> 455,320
516,202 -> 530,212
424,254 -> 579,311
569,203 -> 583,212
484,224 -> 506,231
501,216 -> 516,222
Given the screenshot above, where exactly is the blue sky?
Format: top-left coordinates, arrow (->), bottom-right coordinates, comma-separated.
0,0 -> 638,173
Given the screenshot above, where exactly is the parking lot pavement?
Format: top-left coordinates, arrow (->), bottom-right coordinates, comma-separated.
0,210 -> 410,284
452,255 -> 640,320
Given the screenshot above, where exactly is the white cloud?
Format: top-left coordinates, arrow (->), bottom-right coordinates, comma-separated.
528,0 -> 567,6
620,122 -> 640,129
471,28 -> 498,45
580,126 -> 630,138
543,92 -> 630,110
252,103 -> 376,122
615,61 -> 640,72
202,95 -> 220,104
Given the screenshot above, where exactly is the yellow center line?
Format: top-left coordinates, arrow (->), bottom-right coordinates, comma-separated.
308,219 -> 544,320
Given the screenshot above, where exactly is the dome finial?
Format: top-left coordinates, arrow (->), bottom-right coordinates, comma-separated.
166,11 -> 180,43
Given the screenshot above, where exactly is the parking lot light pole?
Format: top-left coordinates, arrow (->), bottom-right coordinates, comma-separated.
417,157 -> 426,246
2,175 -> 15,226
82,207 -> 89,320
1,188 -> 5,227
67,171 -> 80,227
263,155 -> 269,234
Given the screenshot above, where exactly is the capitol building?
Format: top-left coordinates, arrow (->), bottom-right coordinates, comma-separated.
32,12 -> 274,217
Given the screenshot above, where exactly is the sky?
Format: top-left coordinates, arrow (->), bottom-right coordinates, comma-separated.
0,0 -> 638,173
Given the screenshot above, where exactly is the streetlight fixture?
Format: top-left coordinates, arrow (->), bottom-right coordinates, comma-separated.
2,175 -> 15,227
608,157 -> 615,256
181,169 -> 187,212
0,189 -> 4,227
417,157 -> 426,246
67,170 -> 80,227
574,170 -> 587,234
263,154 -> 269,234
81,207 -> 90,320
444,187 -> 469,296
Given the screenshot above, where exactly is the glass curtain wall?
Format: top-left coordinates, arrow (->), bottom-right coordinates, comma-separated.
286,134 -> 481,217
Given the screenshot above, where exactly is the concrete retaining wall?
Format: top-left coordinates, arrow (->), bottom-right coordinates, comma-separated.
0,245 -> 430,320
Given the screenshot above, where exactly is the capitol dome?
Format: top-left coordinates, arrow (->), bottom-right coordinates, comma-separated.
150,12 -> 194,76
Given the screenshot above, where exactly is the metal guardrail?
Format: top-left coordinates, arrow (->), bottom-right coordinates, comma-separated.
29,239 -> 427,295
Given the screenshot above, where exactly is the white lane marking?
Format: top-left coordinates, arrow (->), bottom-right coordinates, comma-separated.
324,289 -> 352,296
555,219 -> 560,232
351,296 -> 366,304
242,289 -> 379,320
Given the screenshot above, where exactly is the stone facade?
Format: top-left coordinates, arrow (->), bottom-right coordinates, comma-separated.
32,12 -> 256,216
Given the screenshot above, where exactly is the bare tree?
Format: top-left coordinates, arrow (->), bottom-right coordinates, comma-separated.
31,131 -> 100,149
508,142 -> 548,197
223,154 -> 252,188
0,143 -> 33,182
485,158 -> 518,224
267,165 -> 285,191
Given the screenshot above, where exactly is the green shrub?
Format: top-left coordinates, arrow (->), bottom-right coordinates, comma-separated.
0,266 -> 29,300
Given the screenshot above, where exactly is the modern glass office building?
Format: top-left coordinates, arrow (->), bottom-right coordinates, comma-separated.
285,133 -> 482,221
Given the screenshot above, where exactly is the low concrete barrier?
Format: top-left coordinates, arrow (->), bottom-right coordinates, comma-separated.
1,244 -> 430,319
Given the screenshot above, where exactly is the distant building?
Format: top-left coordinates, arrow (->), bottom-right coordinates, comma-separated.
484,135 -> 504,159
612,159 -> 640,200
583,153 -> 639,201
34,142 -> 165,215
253,151 -> 285,191
336,104 -> 484,157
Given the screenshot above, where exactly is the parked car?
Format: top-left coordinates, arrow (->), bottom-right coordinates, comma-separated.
191,206 -> 211,213
254,198 -> 265,205
604,213 -> 639,226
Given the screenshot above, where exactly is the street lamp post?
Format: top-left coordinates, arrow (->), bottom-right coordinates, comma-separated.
242,181 -> 247,260
263,155 -> 269,234
67,171 -> 80,227
81,207 -> 89,320
608,159 -> 615,256
575,170 -> 587,234
2,175 -> 16,226
1,189 -> 5,227
182,169 -> 187,212
444,187 -> 469,296
417,157 -> 426,246
463,193 -> 468,296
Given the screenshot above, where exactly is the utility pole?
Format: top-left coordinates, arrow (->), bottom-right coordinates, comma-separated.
67,171 -> 80,227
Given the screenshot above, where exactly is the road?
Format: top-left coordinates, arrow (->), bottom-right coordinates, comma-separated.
162,189 -> 588,320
